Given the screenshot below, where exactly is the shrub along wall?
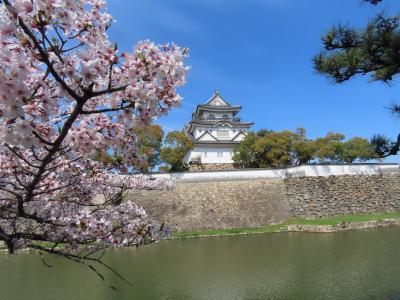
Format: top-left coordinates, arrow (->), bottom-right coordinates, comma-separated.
127,173 -> 400,231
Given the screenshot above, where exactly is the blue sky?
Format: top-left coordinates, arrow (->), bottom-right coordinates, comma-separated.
107,0 -> 400,162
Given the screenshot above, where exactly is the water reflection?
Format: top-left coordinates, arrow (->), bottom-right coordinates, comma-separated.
1,227 -> 400,299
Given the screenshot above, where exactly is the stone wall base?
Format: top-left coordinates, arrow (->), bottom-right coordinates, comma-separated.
126,173 -> 400,232
285,174 -> 400,218
189,163 -> 235,171
127,179 -> 289,231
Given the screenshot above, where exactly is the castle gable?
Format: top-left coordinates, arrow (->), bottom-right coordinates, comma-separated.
232,131 -> 246,142
205,92 -> 230,107
197,131 -> 218,141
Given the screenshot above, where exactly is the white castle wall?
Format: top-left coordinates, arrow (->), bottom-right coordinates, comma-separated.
151,164 -> 400,183
202,111 -> 234,119
194,127 -> 244,140
186,146 -> 234,163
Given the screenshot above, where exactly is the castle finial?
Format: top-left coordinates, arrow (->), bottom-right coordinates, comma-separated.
215,90 -> 220,95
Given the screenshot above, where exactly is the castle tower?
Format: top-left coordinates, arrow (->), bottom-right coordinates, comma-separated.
184,91 -> 253,171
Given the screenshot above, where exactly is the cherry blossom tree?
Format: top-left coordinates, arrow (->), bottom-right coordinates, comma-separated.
0,0 -> 189,286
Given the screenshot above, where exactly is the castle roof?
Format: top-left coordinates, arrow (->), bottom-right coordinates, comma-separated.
193,91 -> 242,117
185,91 -> 253,143
204,90 -> 233,106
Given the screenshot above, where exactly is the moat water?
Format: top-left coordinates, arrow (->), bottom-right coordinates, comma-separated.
1,227 -> 400,300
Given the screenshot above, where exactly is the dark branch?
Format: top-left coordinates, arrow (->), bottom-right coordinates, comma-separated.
82,102 -> 135,115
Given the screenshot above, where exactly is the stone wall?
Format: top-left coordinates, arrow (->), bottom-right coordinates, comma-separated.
127,179 -> 290,231
285,174 -> 400,219
127,168 -> 400,232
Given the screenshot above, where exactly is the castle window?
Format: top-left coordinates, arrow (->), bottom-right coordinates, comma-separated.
217,130 -> 229,137
223,114 -> 228,119
208,114 -> 215,119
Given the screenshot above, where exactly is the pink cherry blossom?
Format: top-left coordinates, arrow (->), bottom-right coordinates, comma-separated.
0,0 -> 189,277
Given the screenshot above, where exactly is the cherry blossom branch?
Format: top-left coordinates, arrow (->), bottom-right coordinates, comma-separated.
0,0 -> 188,287
82,101 -> 136,115
32,131 -> 55,146
23,102 -> 85,203
90,84 -> 128,98
37,22 -> 65,63
27,244 -> 131,290
5,144 -> 40,168
2,0 -> 81,101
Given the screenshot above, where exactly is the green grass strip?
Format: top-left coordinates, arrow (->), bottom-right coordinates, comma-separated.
172,211 -> 400,239
3,212 -> 400,249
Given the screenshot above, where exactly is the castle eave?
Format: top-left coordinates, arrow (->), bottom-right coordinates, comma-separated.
189,120 -> 254,127
193,140 -> 241,145
194,105 -> 241,117
197,104 -> 241,110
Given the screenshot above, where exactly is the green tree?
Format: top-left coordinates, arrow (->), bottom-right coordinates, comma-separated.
234,129 -> 378,168
254,130 -> 294,168
234,129 -> 299,168
371,134 -> 400,157
314,0 -> 400,157
95,124 -> 164,173
134,124 -> 164,173
341,137 -> 377,163
313,132 -> 345,163
232,132 -> 260,168
314,2 -> 400,83
291,128 -> 318,165
160,130 -> 194,172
